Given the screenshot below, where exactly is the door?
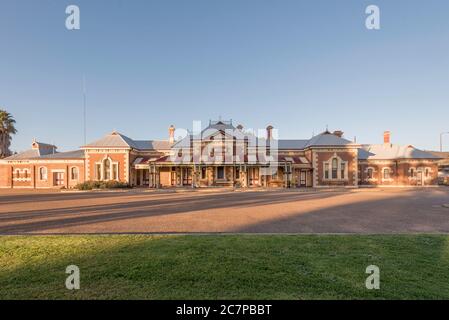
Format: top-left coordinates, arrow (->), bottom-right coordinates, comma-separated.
182,168 -> 192,185
170,171 -> 176,186
53,172 -> 64,186
300,171 -> 306,187
249,167 -> 259,186
417,171 -> 423,186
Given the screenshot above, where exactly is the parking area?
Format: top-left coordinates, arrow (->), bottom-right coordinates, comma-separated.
0,187 -> 449,234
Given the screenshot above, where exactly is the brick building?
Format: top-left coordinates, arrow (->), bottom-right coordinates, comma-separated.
0,121 -> 442,189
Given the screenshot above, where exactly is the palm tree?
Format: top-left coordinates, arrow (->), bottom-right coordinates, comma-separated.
0,109 -> 17,158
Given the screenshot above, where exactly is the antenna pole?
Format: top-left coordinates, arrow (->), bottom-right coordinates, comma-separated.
83,75 -> 87,145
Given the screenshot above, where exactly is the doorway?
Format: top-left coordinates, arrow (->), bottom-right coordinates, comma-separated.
53,172 -> 64,186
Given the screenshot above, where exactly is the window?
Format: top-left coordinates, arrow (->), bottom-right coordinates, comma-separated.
410,168 -> 415,177
71,167 -> 79,180
324,163 -> 329,179
340,163 -> 345,179
95,164 -> 101,180
16,169 -> 20,177
332,158 -> 338,179
112,163 -> 118,180
425,168 -> 429,177
235,168 -> 240,179
217,166 -> 225,180
23,170 -> 28,179
383,168 -> 390,180
201,167 -> 207,179
39,167 -> 47,180
103,158 -> 111,180
367,168 -> 373,179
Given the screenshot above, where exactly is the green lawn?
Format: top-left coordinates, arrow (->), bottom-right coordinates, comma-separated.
1,235 -> 449,299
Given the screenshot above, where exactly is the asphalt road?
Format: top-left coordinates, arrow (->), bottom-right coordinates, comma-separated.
1,188 -> 449,234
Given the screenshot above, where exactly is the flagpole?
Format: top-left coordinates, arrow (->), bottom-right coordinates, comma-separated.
83,75 -> 87,145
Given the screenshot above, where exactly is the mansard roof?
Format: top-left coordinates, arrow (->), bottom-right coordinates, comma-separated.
83,131 -> 170,150
359,144 -> 442,160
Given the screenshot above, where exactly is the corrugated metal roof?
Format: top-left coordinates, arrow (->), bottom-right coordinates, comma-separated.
84,131 -> 170,150
278,140 -> 309,149
305,131 -> 354,147
133,140 -> 171,150
2,149 -> 40,160
360,144 -> 442,160
83,131 -> 135,148
33,150 -> 84,159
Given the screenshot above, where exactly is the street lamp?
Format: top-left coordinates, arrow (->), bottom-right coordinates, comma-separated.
440,132 -> 449,152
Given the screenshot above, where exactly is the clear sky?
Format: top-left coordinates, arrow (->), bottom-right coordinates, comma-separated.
1,0 -> 449,152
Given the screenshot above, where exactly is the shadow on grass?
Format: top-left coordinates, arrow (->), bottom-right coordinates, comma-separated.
1,235 -> 449,299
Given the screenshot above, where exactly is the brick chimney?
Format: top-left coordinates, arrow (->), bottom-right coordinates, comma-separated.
169,125 -> 175,144
266,125 -> 274,140
383,131 -> 391,145
333,130 -> 344,138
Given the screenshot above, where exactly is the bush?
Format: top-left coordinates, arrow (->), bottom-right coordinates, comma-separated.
75,180 -> 131,190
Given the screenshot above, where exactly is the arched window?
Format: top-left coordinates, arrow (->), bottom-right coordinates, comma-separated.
324,163 -> 330,179
39,167 -> 47,180
103,158 -> 111,180
332,158 -> 338,179
71,167 -> 79,180
383,168 -> 390,180
23,170 -> 28,179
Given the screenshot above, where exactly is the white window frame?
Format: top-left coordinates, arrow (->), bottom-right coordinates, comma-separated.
323,154 -> 348,181
70,166 -> 79,181
39,167 -> 48,181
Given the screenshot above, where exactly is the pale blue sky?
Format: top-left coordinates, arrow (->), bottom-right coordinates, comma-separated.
1,0 -> 449,152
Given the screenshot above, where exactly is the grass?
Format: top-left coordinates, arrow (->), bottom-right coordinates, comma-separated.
1,235 -> 449,299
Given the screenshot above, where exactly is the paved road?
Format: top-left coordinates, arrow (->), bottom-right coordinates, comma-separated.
0,188 -> 449,234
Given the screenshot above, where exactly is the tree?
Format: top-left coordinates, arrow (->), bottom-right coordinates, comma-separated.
0,109 -> 17,158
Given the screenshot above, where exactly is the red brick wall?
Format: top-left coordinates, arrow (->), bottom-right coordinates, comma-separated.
0,162 -> 85,188
359,161 -> 439,186
314,150 -> 357,187
0,164 -> 12,188
86,152 -> 129,182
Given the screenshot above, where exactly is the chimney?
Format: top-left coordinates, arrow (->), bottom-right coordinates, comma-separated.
169,125 -> 175,144
266,125 -> 274,140
333,130 -> 344,138
383,131 -> 391,145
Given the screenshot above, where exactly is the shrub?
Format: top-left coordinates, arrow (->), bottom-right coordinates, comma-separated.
75,180 -> 131,190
